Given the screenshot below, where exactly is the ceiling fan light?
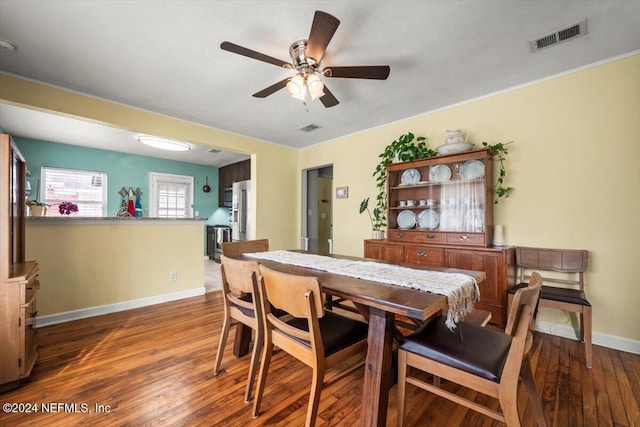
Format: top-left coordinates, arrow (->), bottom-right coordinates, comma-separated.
287,74 -> 306,100
310,88 -> 325,101
291,90 -> 307,101
137,135 -> 191,151
306,73 -> 325,100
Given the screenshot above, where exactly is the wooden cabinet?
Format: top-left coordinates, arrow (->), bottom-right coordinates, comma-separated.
363,240 -> 403,264
235,159 -> 251,182
364,148 -> 513,327
218,159 -> 251,207
365,240 -> 514,326
1,134 -> 40,391
386,148 -> 494,247
0,262 -> 40,392
443,247 -> 514,326
404,245 -> 445,267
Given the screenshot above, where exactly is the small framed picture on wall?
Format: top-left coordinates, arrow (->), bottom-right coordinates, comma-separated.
336,186 -> 348,199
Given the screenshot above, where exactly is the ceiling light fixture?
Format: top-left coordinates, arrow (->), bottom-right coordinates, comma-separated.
306,73 -> 325,100
286,71 -> 325,102
137,135 -> 191,151
286,74 -> 307,101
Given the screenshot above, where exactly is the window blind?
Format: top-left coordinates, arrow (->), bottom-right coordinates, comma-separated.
41,167 -> 107,217
149,172 -> 193,218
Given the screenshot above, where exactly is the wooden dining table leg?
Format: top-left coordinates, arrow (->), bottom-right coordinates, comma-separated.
233,323 -> 252,357
360,307 -> 395,427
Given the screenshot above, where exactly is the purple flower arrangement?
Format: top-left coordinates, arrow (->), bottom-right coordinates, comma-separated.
59,201 -> 79,215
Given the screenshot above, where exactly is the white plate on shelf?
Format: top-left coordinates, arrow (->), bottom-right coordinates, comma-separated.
459,160 -> 485,180
429,164 -> 452,182
397,210 -> 417,229
401,168 -> 421,185
418,209 -> 440,230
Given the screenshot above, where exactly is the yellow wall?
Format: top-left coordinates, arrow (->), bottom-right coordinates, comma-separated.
25,222 -> 205,315
299,54 -> 640,341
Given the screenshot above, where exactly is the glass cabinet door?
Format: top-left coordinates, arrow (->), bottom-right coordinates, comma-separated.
387,149 -> 493,247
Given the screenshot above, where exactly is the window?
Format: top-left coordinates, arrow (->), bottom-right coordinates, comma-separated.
149,172 -> 194,218
41,167 -> 107,217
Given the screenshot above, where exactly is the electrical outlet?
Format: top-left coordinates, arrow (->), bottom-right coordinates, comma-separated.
169,271 -> 177,282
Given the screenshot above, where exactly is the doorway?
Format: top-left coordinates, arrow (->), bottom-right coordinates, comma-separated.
301,165 -> 333,254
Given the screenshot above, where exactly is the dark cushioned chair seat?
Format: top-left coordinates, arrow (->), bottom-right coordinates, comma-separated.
400,317 -> 512,382
235,293 -> 288,318
508,283 -> 590,306
285,312 -> 368,356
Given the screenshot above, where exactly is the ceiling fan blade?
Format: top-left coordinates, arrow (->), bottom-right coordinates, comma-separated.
252,78 -> 289,98
220,41 -> 291,68
306,11 -> 340,64
325,65 -> 391,80
319,85 -> 339,108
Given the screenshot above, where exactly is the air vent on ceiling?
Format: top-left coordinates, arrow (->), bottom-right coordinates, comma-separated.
529,18 -> 587,52
299,123 -> 321,132
207,148 -> 222,154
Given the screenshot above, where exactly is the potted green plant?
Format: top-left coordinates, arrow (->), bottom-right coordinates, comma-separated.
359,197 -> 385,239
26,200 -> 48,217
371,132 -> 437,229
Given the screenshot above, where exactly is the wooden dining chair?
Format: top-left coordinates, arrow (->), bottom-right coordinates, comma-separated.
508,246 -> 591,367
221,238 -> 269,257
252,265 -> 369,427
397,272 -> 547,427
213,255 -> 264,403
221,238 -> 271,356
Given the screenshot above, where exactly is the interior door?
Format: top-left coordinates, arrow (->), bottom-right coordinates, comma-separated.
301,165 -> 333,254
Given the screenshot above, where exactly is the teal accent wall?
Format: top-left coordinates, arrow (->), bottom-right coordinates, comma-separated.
15,137 -> 231,226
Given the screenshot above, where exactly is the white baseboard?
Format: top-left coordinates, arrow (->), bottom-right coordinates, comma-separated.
37,287 -> 206,327
535,320 -> 640,355
205,283 -> 222,292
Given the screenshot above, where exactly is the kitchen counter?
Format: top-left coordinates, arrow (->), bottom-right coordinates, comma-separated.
25,216 -> 206,320
27,217 -> 207,225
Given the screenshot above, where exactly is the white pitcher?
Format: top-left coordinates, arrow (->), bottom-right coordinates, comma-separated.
445,129 -> 468,145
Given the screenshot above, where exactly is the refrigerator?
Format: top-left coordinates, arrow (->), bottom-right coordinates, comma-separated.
231,180 -> 251,241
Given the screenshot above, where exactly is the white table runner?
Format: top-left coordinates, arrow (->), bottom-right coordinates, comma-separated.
245,250 -> 479,329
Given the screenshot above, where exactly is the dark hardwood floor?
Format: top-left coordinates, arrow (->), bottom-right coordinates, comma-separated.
1,293 -> 639,426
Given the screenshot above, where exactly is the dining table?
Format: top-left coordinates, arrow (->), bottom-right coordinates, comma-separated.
230,250 -> 486,427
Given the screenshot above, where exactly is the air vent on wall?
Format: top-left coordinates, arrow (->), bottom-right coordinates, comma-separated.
529,18 -> 587,52
299,123 -> 321,132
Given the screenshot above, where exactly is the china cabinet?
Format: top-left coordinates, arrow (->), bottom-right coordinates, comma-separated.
386,148 -> 494,246
364,148 -> 514,326
0,134 -> 40,391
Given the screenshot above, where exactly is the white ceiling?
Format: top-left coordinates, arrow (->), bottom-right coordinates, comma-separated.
0,1 -> 639,165
0,103 -> 249,167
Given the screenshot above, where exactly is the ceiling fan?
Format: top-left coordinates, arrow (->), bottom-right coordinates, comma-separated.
220,10 -> 390,108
